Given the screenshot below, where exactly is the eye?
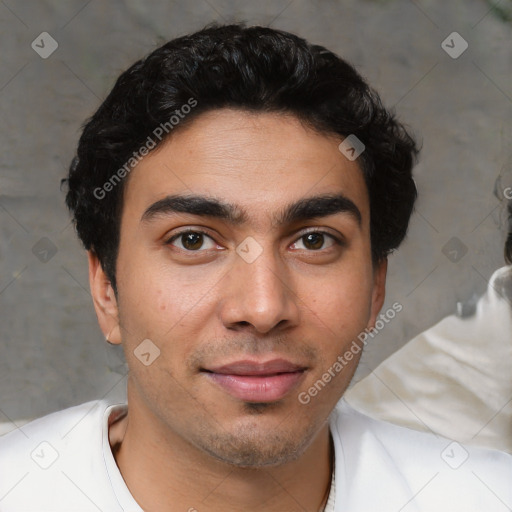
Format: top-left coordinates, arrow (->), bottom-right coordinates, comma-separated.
290,231 -> 340,251
166,229 -> 342,253
166,230 -> 217,251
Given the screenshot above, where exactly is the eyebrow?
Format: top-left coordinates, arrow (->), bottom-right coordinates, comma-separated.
141,192 -> 362,228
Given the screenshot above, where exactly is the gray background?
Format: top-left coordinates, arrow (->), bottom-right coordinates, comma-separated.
1,0 -> 511,423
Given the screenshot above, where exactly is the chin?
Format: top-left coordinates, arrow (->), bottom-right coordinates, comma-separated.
195,418 -> 316,468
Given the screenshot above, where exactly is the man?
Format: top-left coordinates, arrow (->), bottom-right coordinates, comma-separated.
0,22 -> 510,512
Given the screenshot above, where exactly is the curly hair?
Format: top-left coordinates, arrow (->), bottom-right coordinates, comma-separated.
63,22 -> 419,292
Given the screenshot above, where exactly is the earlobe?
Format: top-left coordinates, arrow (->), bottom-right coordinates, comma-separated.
106,325 -> 121,345
87,251 -> 122,345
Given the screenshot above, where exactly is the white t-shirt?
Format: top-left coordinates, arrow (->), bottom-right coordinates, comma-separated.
0,399 -> 510,511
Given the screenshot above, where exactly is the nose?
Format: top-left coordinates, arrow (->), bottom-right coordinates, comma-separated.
219,243 -> 301,334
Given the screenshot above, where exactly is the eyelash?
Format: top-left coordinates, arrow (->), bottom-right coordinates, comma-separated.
165,229 -> 343,252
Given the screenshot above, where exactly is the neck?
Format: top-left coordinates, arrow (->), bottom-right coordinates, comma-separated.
111,386 -> 334,511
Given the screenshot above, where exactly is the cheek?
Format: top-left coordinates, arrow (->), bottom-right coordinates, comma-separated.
304,266 -> 374,329
299,272 -> 374,382
116,257 -> 224,373
117,247 -> 217,324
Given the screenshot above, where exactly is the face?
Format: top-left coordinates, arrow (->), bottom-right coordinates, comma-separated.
90,109 -> 386,468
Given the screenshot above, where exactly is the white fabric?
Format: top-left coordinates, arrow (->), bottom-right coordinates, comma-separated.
345,265 -> 512,453
0,421 -> 29,437
0,398 -> 510,511
323,462 -> 336,512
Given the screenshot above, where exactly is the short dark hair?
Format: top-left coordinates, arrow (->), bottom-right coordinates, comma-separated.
63,22 -> 419,292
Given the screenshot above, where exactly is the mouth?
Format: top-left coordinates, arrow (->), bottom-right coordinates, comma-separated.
201,359 -> 308,403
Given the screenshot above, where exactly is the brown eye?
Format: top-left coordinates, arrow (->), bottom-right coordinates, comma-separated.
167,230 -> 216,251
181,232 -> 204,250
290,231 -> 338,251
303,233 -> 325,250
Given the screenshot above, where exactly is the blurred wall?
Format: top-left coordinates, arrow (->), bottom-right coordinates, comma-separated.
0,0 -> 511,421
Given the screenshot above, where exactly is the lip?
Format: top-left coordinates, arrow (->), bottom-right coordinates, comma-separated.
202,359 -> 308,402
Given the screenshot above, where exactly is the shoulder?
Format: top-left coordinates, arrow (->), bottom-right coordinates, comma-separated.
0,400 -> 110,464
0,400 -> 125,512
330,399 -> 512,511
1,399 -> 106,441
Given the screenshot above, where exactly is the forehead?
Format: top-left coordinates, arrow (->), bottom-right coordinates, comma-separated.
122,109 -> 369,226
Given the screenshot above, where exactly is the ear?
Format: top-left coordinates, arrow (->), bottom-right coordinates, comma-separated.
88,251 -> 121,345
367,257 -> 388,328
